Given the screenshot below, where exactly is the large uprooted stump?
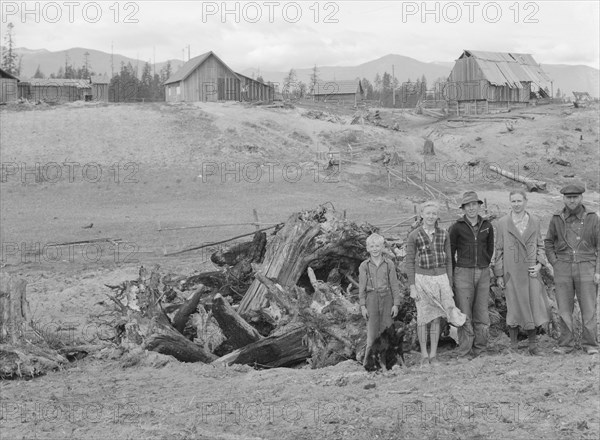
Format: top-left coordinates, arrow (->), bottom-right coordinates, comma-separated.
238,207 -> 373,317
0,276 -> 67,379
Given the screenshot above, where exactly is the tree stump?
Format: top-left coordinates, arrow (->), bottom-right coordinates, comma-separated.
423,139 -> 435,155
1,276 -> 29,344
238,207 -> 371,317
0,275 -> 67,379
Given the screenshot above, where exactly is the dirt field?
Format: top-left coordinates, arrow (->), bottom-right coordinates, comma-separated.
1,100 -> 599,440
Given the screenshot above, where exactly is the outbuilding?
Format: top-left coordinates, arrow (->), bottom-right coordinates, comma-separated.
312,79 -> 364,105
447,50 -> 552,114
164,51 -> 273,103
0,68 -> 19,103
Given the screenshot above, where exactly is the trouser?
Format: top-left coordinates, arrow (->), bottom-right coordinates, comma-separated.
453,267 -> 490,356
554,260 -> 598,350
363,290 -> 393,362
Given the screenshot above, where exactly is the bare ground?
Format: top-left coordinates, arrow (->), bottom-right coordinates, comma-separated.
1,100 -> 599,440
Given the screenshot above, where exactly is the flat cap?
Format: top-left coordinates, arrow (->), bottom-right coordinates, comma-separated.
560,183 -> 585,195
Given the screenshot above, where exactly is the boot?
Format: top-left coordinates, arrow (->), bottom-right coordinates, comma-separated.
528,330 -> 543,356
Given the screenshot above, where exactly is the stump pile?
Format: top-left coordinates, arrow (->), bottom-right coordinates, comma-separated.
104,205 -> 416,368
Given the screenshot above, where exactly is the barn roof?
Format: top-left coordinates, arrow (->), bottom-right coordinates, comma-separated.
164,51 -> 240,85
235,72 -> 274,88
24,78 -> 91,88
313,79 -> 362,95
90,74 -> 109,84
0,67 -> 19,81
459,50 -> 552,90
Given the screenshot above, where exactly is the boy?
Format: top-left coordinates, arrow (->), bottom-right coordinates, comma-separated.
449,191 -> 494,359
359,233 -> 401,364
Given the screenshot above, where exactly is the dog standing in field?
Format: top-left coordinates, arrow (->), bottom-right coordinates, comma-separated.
363,322 -> 405,372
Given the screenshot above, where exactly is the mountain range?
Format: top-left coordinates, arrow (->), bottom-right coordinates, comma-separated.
10,47 -> 600,98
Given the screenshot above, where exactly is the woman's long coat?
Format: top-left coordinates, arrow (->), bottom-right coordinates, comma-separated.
493,213 -> 550,330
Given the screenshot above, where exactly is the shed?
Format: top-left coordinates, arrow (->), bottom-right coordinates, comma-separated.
164,51 -> 272,103
236,72 -> 274,102
312,79 -> 364,105
20,78 -> 93,102
0,68 -> 19,103
90,74 -> 110,102
447,50 -> 552,114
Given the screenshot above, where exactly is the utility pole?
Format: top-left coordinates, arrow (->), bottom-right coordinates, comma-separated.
153,46 -> 156,76
187,45 -> 190,61
392,64 -> 395,107
110,41 -> 114,78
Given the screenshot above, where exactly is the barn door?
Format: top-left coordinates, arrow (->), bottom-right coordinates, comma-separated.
217,78 -> 225,101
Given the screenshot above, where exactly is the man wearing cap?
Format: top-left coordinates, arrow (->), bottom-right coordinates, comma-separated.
449,191 -> 495,359
545,183 -> 600,355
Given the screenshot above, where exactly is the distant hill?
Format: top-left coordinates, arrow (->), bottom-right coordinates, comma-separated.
242,54 -> 451,89
8,47 -> 599,97
10,47 -> 184,79
243,54 -> 599,98
540,64 -> 599,98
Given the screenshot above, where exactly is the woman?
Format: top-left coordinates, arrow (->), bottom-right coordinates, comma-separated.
493,190 -> 550,356
406,200 -> 458,366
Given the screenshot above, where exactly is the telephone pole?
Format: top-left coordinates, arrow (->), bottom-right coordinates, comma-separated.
392,65 -> 395,107
110,41 -> 114,78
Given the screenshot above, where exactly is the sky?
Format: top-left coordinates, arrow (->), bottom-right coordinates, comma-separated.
2,1 -> 599,71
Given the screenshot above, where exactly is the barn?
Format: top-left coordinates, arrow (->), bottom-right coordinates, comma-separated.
19,78 -> 93,103
447,50 -> 552,115
312,79 -> 364,105
90,74 -> 110,102
0,68 -> 19,103
164,51 -> 273,103
237,73 -> 274,102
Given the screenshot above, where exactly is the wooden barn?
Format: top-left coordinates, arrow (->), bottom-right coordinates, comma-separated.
90,74 -> 110,102
19,78 -> 92,102
447,50 -> 552,115
312,79 -> 364,105
0,68 -> 19,103
164,51 -> 273,103
237,73 -> 274,102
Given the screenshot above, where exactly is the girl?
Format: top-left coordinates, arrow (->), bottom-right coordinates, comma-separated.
406,201 -> 458,366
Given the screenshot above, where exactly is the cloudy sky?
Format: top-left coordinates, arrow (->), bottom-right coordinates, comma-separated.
4,1 -> 599,70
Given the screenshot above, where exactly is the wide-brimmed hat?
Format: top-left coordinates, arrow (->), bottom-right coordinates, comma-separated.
459,191 -> 484,208
447,306 -> 467,327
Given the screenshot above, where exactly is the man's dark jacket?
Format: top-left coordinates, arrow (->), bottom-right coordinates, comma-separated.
449,216 -> 494,269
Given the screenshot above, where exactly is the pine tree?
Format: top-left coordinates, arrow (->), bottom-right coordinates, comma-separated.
2,23 -> 18,75
283,68 -> 297,98
33,65 -> 44,78
309,64 -> 319,95
362,78 -> 373,99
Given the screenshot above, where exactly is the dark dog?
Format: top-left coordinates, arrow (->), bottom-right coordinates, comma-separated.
363,322 -> 405,372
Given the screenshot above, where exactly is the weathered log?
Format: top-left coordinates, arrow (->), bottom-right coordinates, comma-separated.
181,271 -> 227,290
252,271 -> 295,315
211,231 -> 267,266
211,323 -> 310,368
145,333 -> 216,363
211,293 -> 262,351
171,287 -> 204,334
488,165 -> 547,192
0,343 -> 67,379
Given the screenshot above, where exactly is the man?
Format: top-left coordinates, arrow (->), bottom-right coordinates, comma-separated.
544,183 -> 600,355
449,191 -> 495,359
